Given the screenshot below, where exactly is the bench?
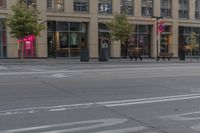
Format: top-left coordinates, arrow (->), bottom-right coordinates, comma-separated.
158,52 -> 174,61
128,48 -> 143,61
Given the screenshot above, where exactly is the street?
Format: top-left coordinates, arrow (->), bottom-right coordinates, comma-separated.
0,62 -> 200,133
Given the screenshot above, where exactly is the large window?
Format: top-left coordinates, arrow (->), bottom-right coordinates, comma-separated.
179,26 -> 200,57
195,0 -> 200,19
24,0 -> 36,8
121,0 -> 134,15
47,0 -> 64,11
0,0 -> 6,8
47,21 -> 88,57
74,0 -> 89,12
161,0 -> 172,18
179,0 -> 189,18
0,19 -> 6,58
98,0 -> 112,14
141,0 -> 153,16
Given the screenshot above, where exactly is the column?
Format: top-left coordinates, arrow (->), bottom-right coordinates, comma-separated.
36,20 -> 47,58
7,0 -> 19,58
151,21 -> 157,58
153,0 -> 160,16
88,17 -> 98,58
7,28 -> 18,58
110,41 -> 121,58
172,0 -> 178,19
189,0 -> 195,20
35,1 -> 47,58
113,0 -> 120,14
134,0 -> 141,16
65,0 -> 73,13
172,21 -> 179,57
89,0 -> 97,14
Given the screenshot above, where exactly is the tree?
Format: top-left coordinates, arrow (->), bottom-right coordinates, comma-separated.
6,0 -> 45,59
106,13 -> 133,57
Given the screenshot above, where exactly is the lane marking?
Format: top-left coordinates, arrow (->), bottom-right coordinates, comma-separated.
97,94 -> 200,105
1,94 -> 200,116
105,95 -> 200,107
90,127 -> 146,133
160,111 -> 200,121
160,111 -> 200,132
1,119 -> 127,133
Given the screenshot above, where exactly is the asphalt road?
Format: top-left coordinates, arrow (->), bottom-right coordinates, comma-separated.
0,62 -> 200,133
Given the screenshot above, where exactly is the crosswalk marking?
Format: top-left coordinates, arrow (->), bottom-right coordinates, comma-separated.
1,119 -> 127,133
1,94 -> 200,116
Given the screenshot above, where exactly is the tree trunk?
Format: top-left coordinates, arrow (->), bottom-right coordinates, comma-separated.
20,42 -> 24,59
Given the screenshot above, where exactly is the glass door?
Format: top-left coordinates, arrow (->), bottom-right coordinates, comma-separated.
0,31 -> 6,58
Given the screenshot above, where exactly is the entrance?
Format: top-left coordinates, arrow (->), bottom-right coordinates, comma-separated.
0,31 -> 6,58
98,37 -> 110,57
23,35 -> 36,58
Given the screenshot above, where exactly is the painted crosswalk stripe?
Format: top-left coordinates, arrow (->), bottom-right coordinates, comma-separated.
1,119 -> 127,133
1,94 -> 200,116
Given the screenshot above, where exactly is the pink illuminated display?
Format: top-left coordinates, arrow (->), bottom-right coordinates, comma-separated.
18,35 -> 36,57
18,35 -> 35,43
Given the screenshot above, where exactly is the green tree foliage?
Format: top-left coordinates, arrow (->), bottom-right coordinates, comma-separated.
6,0 -> 45,58
106,13 -> 133,44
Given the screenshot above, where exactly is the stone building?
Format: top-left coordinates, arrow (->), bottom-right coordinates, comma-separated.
1,0 -> 200,59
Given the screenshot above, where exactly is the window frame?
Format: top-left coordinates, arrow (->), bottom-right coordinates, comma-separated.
141,0 -> 153,17
73,0 -> 89,13
160,0 -> 172,18
98,0 -> 112,15
178,0 -> 189,19
120,0 -> 134,15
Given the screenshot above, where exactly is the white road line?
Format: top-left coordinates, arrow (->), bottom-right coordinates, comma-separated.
49,108 -> 66,112
105,95 -> 200,107
1,94 -> 200,117
1,119 -> 127,133
97,94 -> 200,105
93,127 -> 147,133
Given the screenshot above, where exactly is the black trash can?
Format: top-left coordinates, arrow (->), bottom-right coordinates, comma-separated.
180,51 -> 185,60
99,48 -> 108,61
80,48 -> 89,62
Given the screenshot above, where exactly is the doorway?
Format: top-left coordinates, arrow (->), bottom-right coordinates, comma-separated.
98,37 -> 110,57
0,31 -> 6,58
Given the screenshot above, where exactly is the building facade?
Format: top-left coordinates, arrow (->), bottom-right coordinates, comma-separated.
1,0 -> 200,58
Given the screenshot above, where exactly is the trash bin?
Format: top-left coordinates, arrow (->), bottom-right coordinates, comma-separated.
80,48 -> 89,62
180,51 -> 185,60
99,48 -> 108,61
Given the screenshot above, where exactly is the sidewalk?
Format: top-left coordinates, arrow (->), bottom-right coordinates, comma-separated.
0,58 -> 199,65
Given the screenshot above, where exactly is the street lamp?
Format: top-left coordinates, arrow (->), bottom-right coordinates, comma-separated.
152,16 -> 163,61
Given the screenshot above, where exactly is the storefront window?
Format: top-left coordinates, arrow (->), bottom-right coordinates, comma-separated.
0,19 -> 6,58
98,0 -> 112,14
47,21 -> 88,57
74,0 -> 89,12
24,0 -> 36,8
161,0 -> 172,18
47,0 -> 64,11
179,26 -> 200,57
121,0 -> 134,15
179,0 -> 189,18
141,0 -> 153,16
195,0 -> 200,19
0,0 -> 6,8
160,26 -> 172,53
127,25 -> 151,57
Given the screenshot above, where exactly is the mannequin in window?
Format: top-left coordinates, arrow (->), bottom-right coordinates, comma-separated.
71,32 -> 77,45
